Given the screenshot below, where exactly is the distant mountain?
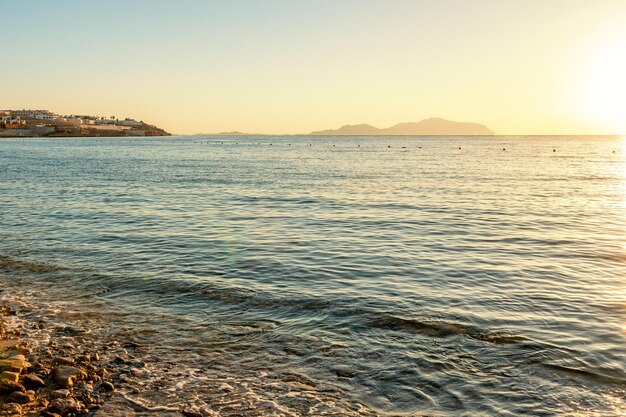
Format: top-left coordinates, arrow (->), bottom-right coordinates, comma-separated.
310,118 -> 494,135
216,131 -> 247,135
310,124 -> 382,135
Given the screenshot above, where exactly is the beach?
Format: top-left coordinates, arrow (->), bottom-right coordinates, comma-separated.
1,270 -> 192,417
1,266 -> 374,417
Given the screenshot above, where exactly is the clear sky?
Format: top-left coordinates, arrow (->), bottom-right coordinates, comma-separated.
2,0 -> 626,135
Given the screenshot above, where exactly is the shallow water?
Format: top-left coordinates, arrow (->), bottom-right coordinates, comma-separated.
1,135 -> 625,416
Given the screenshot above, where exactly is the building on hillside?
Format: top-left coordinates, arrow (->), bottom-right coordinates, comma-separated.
119,118 -> 142,127
63,117 -> 84,124
7,109 -> 58,120
95,117 -> 116,125
1,114 -> 25,126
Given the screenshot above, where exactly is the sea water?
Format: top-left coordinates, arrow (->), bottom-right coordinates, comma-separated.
1,135 -> 625,416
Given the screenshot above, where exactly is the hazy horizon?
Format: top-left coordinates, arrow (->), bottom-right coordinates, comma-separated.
3,0 -> 626,135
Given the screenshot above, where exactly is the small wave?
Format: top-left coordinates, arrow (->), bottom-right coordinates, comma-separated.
543,363 -> 626,385
368,314 -> 527,345
0,256 -> 61,273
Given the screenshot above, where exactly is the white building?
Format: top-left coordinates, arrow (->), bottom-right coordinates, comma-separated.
63,117 -> 84,124
95,119 -> 115,125
119,118 -> 142,127
1,114 -> 24,125
7,109 -> 58,120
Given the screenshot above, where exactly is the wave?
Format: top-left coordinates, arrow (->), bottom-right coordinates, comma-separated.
366,314 -> 528,345
0,256 -> 61,273
40,264 -> 533,349
544,363 -> 626,385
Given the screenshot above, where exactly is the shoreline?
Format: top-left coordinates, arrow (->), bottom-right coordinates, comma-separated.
0,289 -> 204,417
0,267 -> 376,417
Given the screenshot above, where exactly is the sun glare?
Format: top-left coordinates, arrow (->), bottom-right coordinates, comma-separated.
580,36 -> 626,133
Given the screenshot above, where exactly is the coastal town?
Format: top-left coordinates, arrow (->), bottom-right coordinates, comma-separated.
0,110 -> 170,137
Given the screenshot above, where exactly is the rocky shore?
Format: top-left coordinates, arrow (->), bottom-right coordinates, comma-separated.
0,295 -> 204,417
0,261 -> 376,417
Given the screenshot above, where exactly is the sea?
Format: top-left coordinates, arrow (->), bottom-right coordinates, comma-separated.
1,135 -> 625,416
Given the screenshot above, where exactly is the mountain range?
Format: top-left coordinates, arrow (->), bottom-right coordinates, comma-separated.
310,117 -> 494,136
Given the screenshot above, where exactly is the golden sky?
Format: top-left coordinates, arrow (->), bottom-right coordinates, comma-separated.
2,0 -> 626,135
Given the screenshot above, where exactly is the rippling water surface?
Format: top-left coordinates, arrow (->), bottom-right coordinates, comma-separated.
1,135 -> 625,416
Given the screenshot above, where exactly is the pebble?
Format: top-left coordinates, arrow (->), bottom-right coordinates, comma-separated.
182,407 -> 204,417
0,403 -> 22,415
53,356 -> 75,365
0,358 -> 31,373
0,371 -> 20,383
22,373 -> 46,387
40,412 -> 62,417
47,397 -> 85,415
0,378 -> 25,393
51,389 -> 71,399
1,296 -> 150,417
6,390 -> 34,404
52,366 -> 87,387
100,381 -> 115,392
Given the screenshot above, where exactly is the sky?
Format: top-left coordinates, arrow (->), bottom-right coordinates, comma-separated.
2,0 -> 626,135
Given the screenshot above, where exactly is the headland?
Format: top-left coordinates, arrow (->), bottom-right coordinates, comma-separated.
0,110 -> 170,138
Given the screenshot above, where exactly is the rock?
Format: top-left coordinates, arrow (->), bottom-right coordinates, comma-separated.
22,373 -> 46,387
113,356 -> 128,365
88,374 -> 101,383
0,379 -> 25,393
331,366 -> 356,378
40,412 -> 62,417
6,389 -> 34,404
51,389 -> 71,398
130,367 -> 151,378
52,366 -> 87,387
0,403 -> 22,415
53,356 -> 75,366
0,340 -> 19,351
118,373 -> 131,383
47,398 -> 84,415
81,382 -> 94,392
100,381 -> 114,392
181,407 -> 204,417
0,358 -> 31,373
0,371 -> 20,383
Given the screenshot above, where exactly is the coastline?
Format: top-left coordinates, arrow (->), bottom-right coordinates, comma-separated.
0,262 -> 376,417
0,289 -> 187,417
